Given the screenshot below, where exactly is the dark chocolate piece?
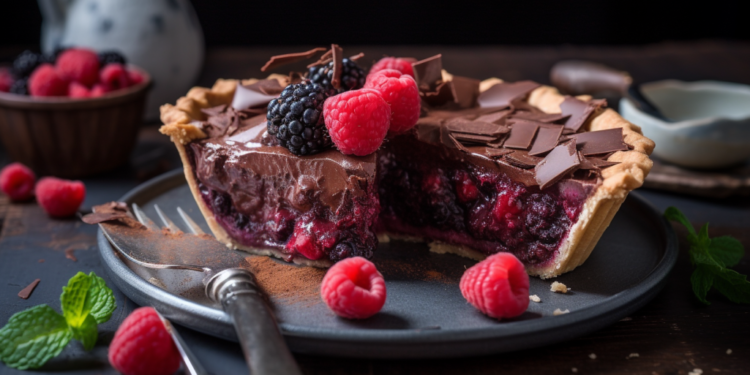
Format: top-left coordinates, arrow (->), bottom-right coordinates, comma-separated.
201,104 -> 228,117
477,81 -> 540,108
504,120 -> 540,149
446,118 -> 508,136
450,76 -> 481,108
448,133 -> 471,153
529,125 -> 564,156
18,279 -> 40,299
331,44 -> 343,90
486,147 -> 514,158
535,141 -> 581,189
423,80 -> 455,107
579,152 -> 620,170
81,211 -> 131,224
566,128 -> 628,155
349,52 -> 365,61
307,49 -> 333,68
510,111 -> 570,123
412,55 -> 443,92
475,109 -> 511,124
451,132 -> 498,144
261,47 -> 326,72
561,97 -> 607,132
231,82 -> 278,110
505,151 -> 542,169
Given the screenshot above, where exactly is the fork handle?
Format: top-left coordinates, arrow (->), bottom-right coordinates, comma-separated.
207,269 -> 302,375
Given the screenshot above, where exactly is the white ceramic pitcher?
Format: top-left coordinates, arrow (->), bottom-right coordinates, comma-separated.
38,0 -> 205,120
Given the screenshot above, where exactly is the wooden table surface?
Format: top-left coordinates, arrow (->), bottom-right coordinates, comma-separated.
1,41 -> 750,375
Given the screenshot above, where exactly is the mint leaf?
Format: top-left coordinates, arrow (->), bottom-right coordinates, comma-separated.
711,268 -> 750,304
0,305 -> 73,370
690,265 -> 714,305
70,314 -> 98,351
709,236 -> 744,268
61,272 -> 116,328
664,206 -> 696,237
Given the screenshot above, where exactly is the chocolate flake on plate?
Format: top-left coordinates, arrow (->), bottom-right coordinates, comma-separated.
567,128 -> 628,155
535,141 -> 581,189
450,76 -> 481,108
477,81 -> 541,108
504,120 -> 540,149
261,47 -> 326,72
529,125 -> 564,156
18,279 -> 40,299
560,96 -> 607,132
412,54 -> 443,93
505,151 -> 543,169
330,44 -> 344,90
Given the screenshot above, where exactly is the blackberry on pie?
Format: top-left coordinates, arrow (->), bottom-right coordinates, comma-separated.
308,58 -> 366,93
266,81 -> 332,156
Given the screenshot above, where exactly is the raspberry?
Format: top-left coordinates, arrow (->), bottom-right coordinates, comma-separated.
128,69 -> 144,85
56,48 -> 100,87
0,163 -> 36,201
286,218 -> 336,260
100,63 -> 131,91
35,177 -> 85,217
459,252 -> 530,319
321,257 -> 386,319
28,64 -> 67,97
90,84 -> 110,98
368,57 -> 415,79
323,89 -> 390,156
364,69 -> 420,133
0,68 -> 12,92
68,81 -> 91,98
454,171 -> 479,203
108,307 -> 181,375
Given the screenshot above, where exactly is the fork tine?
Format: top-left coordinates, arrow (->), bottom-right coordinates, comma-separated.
177,207 -> 207,235
154,204 -> 182,233
132,203 -> 160,231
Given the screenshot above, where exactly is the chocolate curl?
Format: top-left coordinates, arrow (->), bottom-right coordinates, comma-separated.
330,44 -> 344,90
307,49 -> 333,68
349,53 -> 365,61
261,47 -> 327,72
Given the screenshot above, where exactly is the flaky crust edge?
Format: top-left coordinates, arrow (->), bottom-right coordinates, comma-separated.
160,77 -> 654,278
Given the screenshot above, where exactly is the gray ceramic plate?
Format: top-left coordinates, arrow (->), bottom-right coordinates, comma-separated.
98,169 -> 677,358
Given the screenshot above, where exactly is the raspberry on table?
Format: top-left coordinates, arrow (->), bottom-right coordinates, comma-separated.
363,69 -> 421,133
35,177 -> 86,217
68,82 -> 91,98
0,68 -> 13,92
267,81 -> 332,156
368,57 -> 415,79
321,256 -> 386,319
100,63 -> 131,91
323,89 -> 391,156
308,58 -> 366,93
28,64 -> 68,97
0,163 -> 36,201
56,48 -> 101,87
459,252 -> 530,319
108,307 -> 181,375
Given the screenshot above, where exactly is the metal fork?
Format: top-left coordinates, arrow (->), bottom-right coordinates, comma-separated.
106,203 -> 302,375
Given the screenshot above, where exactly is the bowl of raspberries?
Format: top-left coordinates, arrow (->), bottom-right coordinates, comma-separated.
0,47 -> 151,177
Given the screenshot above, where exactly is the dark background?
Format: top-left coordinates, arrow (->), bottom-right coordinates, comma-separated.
1,0 -> 748,48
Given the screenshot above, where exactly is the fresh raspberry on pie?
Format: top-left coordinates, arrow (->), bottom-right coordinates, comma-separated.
56,48 -> 100,87
108,307 -> 181,375
28,64 -> 67,97
0,68 -> 12,92
460,252 -> 530,319
100,63 -> 131,91
68,81 -> 91,98
35,177 -> 86,217
0,163 -> 36,201
323,89 -> 391,156
321,256 -> 386,319
368,57 -> 415,79
363,69 -> 421,133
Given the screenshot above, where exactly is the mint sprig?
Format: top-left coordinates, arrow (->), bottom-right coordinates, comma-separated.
665,207 -> 750,305
0,272 -> 116,370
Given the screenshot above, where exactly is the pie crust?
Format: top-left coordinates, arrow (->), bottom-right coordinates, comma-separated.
160,75 -> 654,278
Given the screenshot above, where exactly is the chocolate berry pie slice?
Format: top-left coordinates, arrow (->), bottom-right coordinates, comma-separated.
160,51 -> 653,278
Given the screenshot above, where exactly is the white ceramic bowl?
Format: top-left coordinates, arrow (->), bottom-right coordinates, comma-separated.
620,80 -> 750,169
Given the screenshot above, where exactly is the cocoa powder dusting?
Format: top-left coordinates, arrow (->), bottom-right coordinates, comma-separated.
242,256 -> 326,306
375,258 -> 454,284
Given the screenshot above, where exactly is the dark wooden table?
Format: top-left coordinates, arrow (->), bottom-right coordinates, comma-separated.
2,41 -> 750,375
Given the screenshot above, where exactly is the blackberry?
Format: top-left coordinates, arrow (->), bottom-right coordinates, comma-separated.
307,58 -> 366,93
9,78 -> 29,96
266,81 -> 332,156
98,51 -> 127,66
12,50 -> 45,78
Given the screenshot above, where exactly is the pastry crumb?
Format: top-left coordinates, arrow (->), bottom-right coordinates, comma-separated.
726,349 -> 732,355
529,294 -> 541,303
553,308 -> 570,316
688,369 -> 703,375
551,281 -> 569,293
627,353 -> 640,359
589,353 -> 597,359
572,367 -> 578,373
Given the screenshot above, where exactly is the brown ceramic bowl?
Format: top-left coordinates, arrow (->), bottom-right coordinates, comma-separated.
0,66 -> 152,178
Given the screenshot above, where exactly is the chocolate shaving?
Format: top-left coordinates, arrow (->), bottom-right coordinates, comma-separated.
477,81 -> 540,108
87,202 -> 143,228
486,148 -> 514,158
504,120 -> 540,149
18,279 -> 40,299
413,54 -> 443,93
560,97 -> 607,132
330,44 -> 343,90
423,80 -> 455,107
65,248 -> 78,262
535,141 -> 581,189
201,104 -> 228,117
579,152 -> 620,170
261,47 -> 326,72
475,110 -> 511,125
448,133 -> 471,152
81,211 -> 131,224
446,118 -> 508,136
450,76 -> 481,108
505,151 -> 542,169
529,125 -> 564,156
349,52 -> 365,61
307,49 -> 333,68
487,135 -> 507,148
566,128 -> 628,155
231,82 -> 279,110
510,111 -> 569,123
451,132 -> 498,144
